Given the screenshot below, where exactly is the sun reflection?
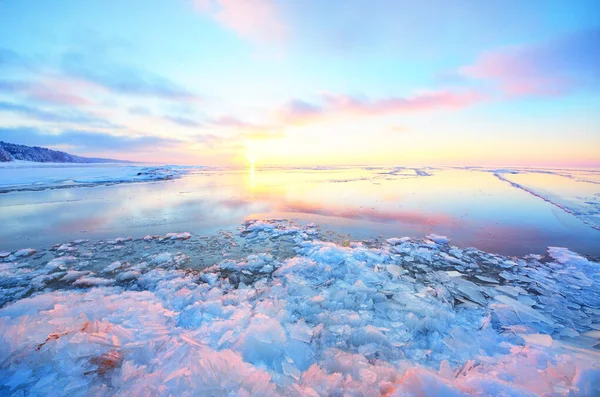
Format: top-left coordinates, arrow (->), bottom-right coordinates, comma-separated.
248,155 -> 255,189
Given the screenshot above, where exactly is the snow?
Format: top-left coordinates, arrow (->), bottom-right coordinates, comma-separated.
0,161 -> 190,192
0,219 -> 599,396
493,169 -> 600,230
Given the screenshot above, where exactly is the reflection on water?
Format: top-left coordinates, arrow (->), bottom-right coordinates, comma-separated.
0,167 -> 599,256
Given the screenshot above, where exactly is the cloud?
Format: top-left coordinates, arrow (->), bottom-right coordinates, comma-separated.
0,80 -> 29,93
282,99 -> 322,120
128,106 -> 152,116
1,46 -> 201,104
61,51 -> 201,102
0,101 -> 117,128
0,78 -> 93,107
165,115 -> 203,127
207,115 -> 285,140
0,47 -> 36,70
192,0 -> 287,43
26,83 -> 92,106
459,28 -> 600,97
0,127 -> 182,152
280,89 -> 484,124
126,106 -> 203,128
239,128 -> 285,140
210,115 -> 253,127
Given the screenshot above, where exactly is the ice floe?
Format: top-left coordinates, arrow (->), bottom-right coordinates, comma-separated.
0,219 -> 599,396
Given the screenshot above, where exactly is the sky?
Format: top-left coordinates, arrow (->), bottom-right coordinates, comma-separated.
0,0 -> 598,167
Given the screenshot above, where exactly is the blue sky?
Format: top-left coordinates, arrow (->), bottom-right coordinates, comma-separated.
0,0 -> 598,166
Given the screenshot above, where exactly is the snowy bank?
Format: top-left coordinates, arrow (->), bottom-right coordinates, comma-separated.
0,161 -> 191,193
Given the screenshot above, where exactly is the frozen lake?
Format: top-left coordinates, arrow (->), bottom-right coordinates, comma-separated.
1,163 -> 600,396
0,164 -> 599,256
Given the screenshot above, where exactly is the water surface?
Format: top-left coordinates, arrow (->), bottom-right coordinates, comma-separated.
1,166 -> 598,256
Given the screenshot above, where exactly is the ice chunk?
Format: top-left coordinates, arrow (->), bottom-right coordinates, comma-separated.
61,270 -> 90,282
165,232 -> 192,240
474,275 -> 499,284
116,271 -> 140,282
521,333 -> 553,346
9,248 -> 37,261
151,252 -> 174,265
493,295 -> 554,326
105,261 -> 123,271
45,256 -> 77,270
449,278 -> 487,306
73,276 -> 114,287
426,234 -> 449,244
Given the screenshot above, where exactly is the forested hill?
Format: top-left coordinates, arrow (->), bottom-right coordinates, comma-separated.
0,141 -> 128,163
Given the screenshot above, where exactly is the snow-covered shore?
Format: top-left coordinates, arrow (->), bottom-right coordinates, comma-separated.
0,161 -> 190,193
1,220 -> 598,396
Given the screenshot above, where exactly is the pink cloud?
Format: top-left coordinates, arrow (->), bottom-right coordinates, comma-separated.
460,47 -> 569,97
280,89 -> 484,125
459,29 -> 600,97
27,83 -> 93,106
193,0 -> 287,43
211,115 -> 252,127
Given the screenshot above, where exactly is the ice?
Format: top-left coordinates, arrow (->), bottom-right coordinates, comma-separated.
386,264 -> 403,277
0,162 -> 190,193
521,333 -> 553,347
61,270 -> 90,282
493,169 -> 600,230
475,275 -> 499,284
12,248 -> 37,258
45,256 -> 77,270
548,246 -> 590,266
1,219 -> 599,396
105,261 -> 123,271
72,276 -> 114,287
116,271 -> 140,282
164,232 -> 192,240
493,295 -> 554,327
151,252 -> 175,265
426,233 -> 450,244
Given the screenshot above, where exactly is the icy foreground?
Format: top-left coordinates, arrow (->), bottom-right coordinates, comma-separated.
1,221 -> 599,396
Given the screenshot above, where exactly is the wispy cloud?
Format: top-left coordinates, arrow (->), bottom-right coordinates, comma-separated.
0,127 -> 182,152
0,46 -> 202,104
165,115 -> 203,127
0,80 -> 29,93
0,78 -> 93,107
207,115 -> 285,140
458,28 -> 600,97
60,51 -> 201,102
210,115 -> 253,127
0,47 -> 36,70
192,0 -> 287,44
279,89 -> 484,124
126,106 -> 203,128
0,101 -> 117,128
